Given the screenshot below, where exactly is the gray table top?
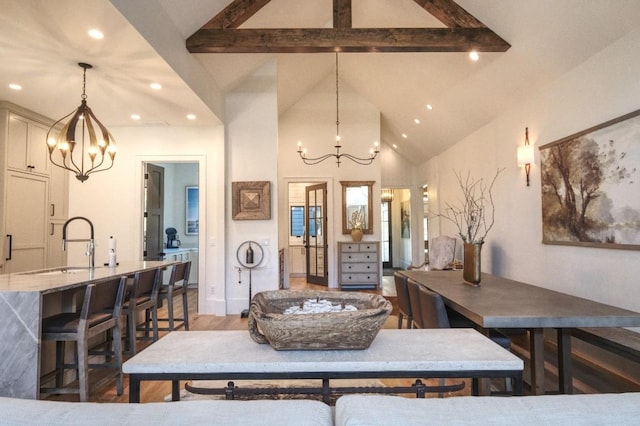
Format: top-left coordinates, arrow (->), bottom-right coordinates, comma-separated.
402,270 -> 640,329
123,329 -> 523,374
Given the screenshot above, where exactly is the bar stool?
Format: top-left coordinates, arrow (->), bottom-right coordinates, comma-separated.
157,261 -> 191,331
123,267 -> 162,355
40,276 -> 127,402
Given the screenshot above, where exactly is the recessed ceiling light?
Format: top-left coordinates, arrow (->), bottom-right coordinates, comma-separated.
186,114 -> 197,121
130,114 -> 141,120
392,144 -> 398,149
9,83 -> 22,91
414,118 -> 420,124
469,50 -> 480,61
88,29 -> 104,39
402,133 -> 408,139
149,83 -> 162,90
426,104 -> 433,110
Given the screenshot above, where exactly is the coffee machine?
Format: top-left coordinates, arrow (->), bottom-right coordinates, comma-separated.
165,227 -> 181,248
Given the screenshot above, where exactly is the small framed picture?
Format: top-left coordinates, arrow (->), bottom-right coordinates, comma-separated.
232,181 -> 271,220
185,186 -> 199,235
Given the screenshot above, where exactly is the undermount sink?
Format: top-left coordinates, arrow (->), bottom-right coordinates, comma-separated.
20,266 -> 101,276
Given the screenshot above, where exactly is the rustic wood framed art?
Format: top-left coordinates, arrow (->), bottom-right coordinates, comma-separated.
232,181 -> 271,220
539,109 -> 640,250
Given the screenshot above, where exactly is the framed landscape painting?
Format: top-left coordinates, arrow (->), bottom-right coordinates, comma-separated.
185,186 -> 199,235
539,109 -> 640,250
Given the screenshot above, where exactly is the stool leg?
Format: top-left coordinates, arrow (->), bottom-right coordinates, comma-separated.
182,290 -> 189,331
397,313 -> 404,329
166,292 -> 175,331
55,341 -> 65,388
77,337 -> 89,402
143,309 -> 151,338
151,305 -> 159,342
113,323 -> 124,396
127,311 -> 137,356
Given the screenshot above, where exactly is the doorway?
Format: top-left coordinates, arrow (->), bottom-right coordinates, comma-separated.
381,198 -> 392,269
305,182 -> 328,286
142,161 -> 200,272
287,181 -> 329,286
143,163 -> 164,261
380,188 -> 413,269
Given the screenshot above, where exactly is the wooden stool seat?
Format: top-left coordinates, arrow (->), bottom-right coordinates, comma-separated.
40,276 -> 126,402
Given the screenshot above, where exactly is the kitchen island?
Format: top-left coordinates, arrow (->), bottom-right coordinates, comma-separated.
0,261 -> 176,399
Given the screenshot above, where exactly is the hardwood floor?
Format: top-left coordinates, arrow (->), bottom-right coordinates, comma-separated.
42,278 -> 639,403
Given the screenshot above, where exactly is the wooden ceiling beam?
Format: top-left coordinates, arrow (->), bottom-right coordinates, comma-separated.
412,0 -> 485,28
333,0 -> 352,29
201,0 -> 272,30
187,27 -> 510,53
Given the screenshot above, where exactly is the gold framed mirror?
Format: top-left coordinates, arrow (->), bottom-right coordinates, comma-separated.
341,181 -> 374,234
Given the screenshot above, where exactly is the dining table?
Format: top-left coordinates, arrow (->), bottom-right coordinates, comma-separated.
400,270 -> 640,395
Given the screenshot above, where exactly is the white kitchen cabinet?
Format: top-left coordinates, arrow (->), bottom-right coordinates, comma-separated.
0,104 -> 67,275
48,158 -> 68,221
3,171 -> 48,273
289,246 -> 306,276
47,221 -> 67,268
162,248 -> 198,286
7,112 -> 50,176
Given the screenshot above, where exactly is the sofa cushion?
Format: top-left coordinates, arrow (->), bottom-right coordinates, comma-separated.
0,397 -> 333,426
335,393 -> 640,425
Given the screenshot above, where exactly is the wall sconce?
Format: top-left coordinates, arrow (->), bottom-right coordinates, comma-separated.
517,127 -> 534,186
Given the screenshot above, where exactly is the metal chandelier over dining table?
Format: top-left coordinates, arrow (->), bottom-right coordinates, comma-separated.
296,53 -> 379,167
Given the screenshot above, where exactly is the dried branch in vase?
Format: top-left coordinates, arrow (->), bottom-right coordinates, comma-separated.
438,168 -> 504,244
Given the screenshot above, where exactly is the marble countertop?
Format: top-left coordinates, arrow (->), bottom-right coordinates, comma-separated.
123,329 -> 524,374
0,260 -> 175,294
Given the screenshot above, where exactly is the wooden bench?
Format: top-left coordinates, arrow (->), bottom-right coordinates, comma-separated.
571,327 -> 640,363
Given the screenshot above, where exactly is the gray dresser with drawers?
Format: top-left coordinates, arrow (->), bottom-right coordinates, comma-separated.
338,241 -> 380,290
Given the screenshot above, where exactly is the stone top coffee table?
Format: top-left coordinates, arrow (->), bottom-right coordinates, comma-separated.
123,329 -> 523,403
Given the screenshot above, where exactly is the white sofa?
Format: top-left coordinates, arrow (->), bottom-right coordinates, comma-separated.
3,393 -> 640,425
335,393 -> 640,425
0,397 -> 332,426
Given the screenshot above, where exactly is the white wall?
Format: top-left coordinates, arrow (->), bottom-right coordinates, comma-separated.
421,28 -> 640,316
278,74 -> 381,288
225,60 -> 279,314
67,125 -> 225,315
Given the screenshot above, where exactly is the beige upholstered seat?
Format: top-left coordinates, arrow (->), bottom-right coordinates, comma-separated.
40,276 -> 127,402
157,261 -> 191,331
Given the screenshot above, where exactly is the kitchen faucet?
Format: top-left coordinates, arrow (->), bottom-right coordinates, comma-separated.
62,216 -> 95,268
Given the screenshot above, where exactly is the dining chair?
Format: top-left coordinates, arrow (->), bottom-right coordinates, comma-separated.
417,285 -> 512,392
124,267 -> 162,355
426,235 -> 456,270
40,276 -> 127,402
406,278 -> 424,329
157,261 -> 191,331
393,272 -> 413,329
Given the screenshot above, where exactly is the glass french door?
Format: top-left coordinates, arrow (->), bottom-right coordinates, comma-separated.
305,183 -> 328,285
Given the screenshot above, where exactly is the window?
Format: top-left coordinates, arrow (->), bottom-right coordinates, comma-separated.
291,206 -> 304,237
290,206 -> 320,238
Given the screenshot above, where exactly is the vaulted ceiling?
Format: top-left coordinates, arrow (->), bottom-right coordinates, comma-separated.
1,1 -> 639,165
